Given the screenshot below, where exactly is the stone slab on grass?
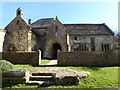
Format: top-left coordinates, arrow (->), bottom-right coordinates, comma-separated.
26,67 -> 90,85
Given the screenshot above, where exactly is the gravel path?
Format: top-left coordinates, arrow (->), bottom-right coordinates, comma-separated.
46,60 -> 57,65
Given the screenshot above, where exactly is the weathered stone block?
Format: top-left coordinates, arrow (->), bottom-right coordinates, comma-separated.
2,71 -> 30,83
55,75 -> 80,85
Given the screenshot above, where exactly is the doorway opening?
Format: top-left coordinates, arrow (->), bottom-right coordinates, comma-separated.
52,43 -> 61,59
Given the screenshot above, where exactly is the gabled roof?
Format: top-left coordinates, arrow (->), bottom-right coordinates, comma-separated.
30,18 -> 54,28
64,23 -> 114,35
4,16 -> 30,30
32,28 -> 47,36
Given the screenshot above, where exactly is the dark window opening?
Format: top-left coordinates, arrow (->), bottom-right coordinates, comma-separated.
101,44 -> 110,51
17,11 -> 20,16
91,36 -> 95,51
74,37 -> 77,40
56,26 -> 58,33
17,20 -> 19,25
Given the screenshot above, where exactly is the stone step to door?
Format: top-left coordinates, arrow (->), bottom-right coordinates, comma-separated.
29,76 -> 54,81
32,73 -> 55,76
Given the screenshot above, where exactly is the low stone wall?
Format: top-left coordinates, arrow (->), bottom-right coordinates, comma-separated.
2,71 -> 30,83
2,51 -> 41,65
58,49 -> 120,66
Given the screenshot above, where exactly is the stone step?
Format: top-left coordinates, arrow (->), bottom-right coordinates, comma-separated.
26,80 -> 55,85
26,81 -> 44,85
29,76 -> 54,81
32,73 -> 54,76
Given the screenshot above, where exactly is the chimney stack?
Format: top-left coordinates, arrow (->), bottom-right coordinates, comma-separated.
16,7 -> 23,18
56,16 -> 58,20
28,18 -> 32,25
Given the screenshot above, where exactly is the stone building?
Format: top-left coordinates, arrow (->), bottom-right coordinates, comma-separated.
3,8 -> 114,59
3,8 -> 33,52
65,24 -> 114,52
30,16 -> 68,58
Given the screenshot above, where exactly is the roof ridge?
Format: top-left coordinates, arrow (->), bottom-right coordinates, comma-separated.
40,18 -> 54,20
63,23 -> 104,25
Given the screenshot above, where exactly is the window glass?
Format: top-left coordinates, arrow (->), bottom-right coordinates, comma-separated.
72,37 -> 74,40
79,36 -> 84,40
74,43 -> 79,48
56,26 -> 58,33
73,43 -> 89,51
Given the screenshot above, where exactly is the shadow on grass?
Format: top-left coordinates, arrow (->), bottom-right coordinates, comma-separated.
37,83 -> 55,88
2,83 -> 19,88
85,67 -> 103,70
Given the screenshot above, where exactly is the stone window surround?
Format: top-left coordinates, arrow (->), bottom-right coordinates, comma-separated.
71,36 -> 85,41
101,43 -> 110,51
73,43 -> 89,51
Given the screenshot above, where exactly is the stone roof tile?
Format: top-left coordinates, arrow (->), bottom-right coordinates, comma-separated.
64,24 -> 114,35
30,18 -> 54,28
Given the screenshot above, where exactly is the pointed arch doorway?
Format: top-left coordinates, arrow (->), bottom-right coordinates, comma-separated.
52,43 -> 61,59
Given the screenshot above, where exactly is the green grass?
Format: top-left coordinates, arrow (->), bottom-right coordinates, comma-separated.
12,59 -> 49,70
48,66 -> 119,88
40,59 -> 50,64
13,64 -> 33,71
2,66 -> 119,88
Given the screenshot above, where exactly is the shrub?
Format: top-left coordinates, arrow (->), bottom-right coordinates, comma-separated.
0,60 -> 13,72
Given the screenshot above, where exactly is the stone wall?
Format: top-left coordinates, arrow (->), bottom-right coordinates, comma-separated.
2,51 -> 41,65
58,49 -> 120,66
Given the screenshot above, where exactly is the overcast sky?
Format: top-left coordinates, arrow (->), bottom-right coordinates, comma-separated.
0,1 -> 118,32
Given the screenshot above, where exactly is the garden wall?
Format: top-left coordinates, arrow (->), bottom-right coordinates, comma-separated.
58,49 -> 120,66
2,50 -> 41,65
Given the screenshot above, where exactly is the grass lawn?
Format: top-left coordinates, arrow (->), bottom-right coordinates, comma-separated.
13,64 -> 33,70
40,59 -> 50,65
2,66 -> 119,88
13,59 -> 49,70
49,66 -> 119,88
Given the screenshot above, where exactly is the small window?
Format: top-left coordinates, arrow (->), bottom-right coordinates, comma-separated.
55,26 -> 58,33
73,43 -> 89,51
17,11 -> 20,16
71,36 -> 78,40
17,20 -> 19,25
73,43 -> 79,51
71,37 -> 74,40
79,36 -> 85,40
101,44 -> 110,51
19,27 -> 22,33
74,37 -> 77,40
